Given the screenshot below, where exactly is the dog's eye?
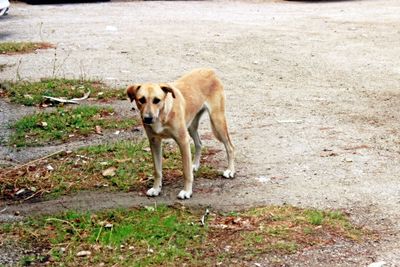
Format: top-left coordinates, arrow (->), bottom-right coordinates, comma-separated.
138,97 -> 146,104
153,98 -> 160,104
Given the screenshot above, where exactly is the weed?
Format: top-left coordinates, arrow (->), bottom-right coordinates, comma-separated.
8,105 -> 136,147
0,42 -> 54,55
1,78 -> 126,106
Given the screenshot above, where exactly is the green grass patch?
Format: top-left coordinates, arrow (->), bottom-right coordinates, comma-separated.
8,105 -> 136,147
0,78 -> 126,106
0,141 -> 220,201
0,205 -> 369,266
0,41 -> 54,55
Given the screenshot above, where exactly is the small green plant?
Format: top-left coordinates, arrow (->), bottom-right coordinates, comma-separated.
8,105 -> 136,147
0,41 -> 54,55
1,78 -> 126,106
307,210 -> 324,225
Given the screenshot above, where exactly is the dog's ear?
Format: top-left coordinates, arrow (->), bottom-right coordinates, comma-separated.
160,83 -> 176,99
126,84 -> 141,102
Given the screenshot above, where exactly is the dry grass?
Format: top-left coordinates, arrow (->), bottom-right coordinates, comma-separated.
0,42 -> 55,55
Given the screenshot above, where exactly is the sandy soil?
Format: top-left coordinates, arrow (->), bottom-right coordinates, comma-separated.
1,0 -> 400,265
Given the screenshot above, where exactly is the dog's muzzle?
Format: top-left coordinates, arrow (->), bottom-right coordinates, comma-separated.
143,117 -> 154,125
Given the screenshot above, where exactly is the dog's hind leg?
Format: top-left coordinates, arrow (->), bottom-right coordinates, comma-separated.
208,101 -> 235,178
147,137 -> 163,196
188,107 -> 206,172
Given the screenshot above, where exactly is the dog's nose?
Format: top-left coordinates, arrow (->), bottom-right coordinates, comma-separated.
143,116 -> 153,124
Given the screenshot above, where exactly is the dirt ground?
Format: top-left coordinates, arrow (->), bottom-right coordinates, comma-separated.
1,0 -> 400,265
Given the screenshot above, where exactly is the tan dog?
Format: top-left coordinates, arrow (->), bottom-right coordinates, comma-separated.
127,68 -> 235,199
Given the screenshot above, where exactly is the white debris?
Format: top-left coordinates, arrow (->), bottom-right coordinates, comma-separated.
76,250 -> 91,257
46,165 -> 54,171
106,26 -> 118,32
256,176 -> 270,183
16,189 -> 26,196
102,167 -> 117,177
368,261 -> 386,267
344,158 -> 353,163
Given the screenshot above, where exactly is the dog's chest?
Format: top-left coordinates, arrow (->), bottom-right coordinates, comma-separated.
150,121 -> 166,135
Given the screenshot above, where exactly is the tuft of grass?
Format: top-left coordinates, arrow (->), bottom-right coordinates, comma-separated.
0,141 -> 220,201
0,41 -> 55,55
8,105 -> 136,147
0,78 -> 126,106
0,205 -> 369,266
306,210 -> 324,225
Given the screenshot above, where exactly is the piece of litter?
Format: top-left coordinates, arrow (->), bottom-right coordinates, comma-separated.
46,165 -> 54,171
105,223 -> 113,228
114,130 -> 120,135
76,251 -> 91,257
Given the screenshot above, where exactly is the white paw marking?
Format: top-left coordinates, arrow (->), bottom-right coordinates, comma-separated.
223,169 -> 235,178
192,164 -> 200,172
177,190 -> 192,200
146,187 -> 161,197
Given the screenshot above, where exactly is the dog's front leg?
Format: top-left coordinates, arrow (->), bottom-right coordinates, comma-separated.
147,137 -> 163,197
175,133 -> 194,199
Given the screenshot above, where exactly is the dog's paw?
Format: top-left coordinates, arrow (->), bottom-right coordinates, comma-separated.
192,164 -> 200,172
146,187 -> 161,197
177,190 -> 192,200
223,169 -> 235,178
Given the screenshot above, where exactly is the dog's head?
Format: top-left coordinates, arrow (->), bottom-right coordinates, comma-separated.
126,83 -> 175,125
